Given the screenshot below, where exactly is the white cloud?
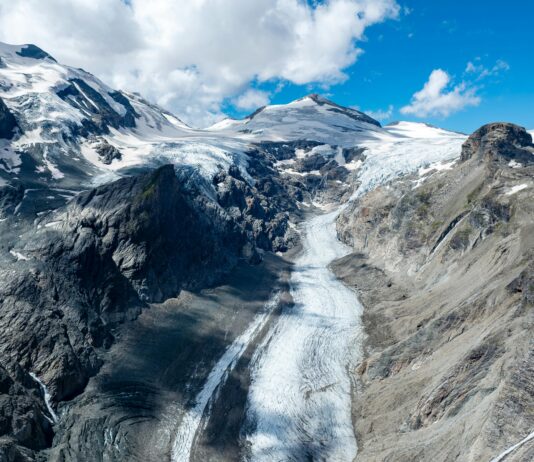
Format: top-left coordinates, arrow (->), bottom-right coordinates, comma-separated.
0,0 -> 399,127
234,89 -> 270,111
365,105 -> 394,121
465,59 -> 509,80
400,69 -> 480,118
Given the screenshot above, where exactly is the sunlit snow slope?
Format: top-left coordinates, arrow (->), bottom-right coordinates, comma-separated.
208,94 -> 384,146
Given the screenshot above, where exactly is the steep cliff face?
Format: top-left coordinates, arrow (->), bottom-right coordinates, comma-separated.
0,97 -> 17,139
0,164 -> 272,459
335,123 -> 534,461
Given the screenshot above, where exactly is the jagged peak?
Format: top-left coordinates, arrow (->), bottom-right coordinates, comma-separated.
0,42 -> 56,62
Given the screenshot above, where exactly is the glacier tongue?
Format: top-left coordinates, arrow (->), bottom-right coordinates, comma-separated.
244,210 -> 362,462
171,294 -> 280,462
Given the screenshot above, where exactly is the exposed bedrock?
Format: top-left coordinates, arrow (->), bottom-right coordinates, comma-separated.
0,97 -> 18,139
0,161 -> 300,459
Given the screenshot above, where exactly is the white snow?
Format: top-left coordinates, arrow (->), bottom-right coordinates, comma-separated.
29,372 -> 58,424
15,127 -> 48,146
41,147 -> 64,179
91,129 -> 253,186
411,159 -> 458,189
508,160 -> 522,169
506,184 -> 529,195
418,159 -> 457,176
385,121 -> 464,139
490,429 -> 534,462
208,95 -> 385,147
9,249 -> 29,261
171,294 -> 280,462
245,210 -> 362,462
355,122 -> 467,194
345,159 -> 363,171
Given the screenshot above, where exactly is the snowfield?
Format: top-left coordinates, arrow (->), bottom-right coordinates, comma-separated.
354,121 -> 466,195
207,94 -> 384,147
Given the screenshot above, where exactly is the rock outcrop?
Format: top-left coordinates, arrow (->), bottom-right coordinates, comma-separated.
0,364 -> 53,460
460,122 -> 533,164
93,139 -> 122,164
0,98 -> 17,139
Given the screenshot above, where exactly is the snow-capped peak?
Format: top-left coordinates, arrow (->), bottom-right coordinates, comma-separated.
0,41 -> 243,190
207,93 -> 383,146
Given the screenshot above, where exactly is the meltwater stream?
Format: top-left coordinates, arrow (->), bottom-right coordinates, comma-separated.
244,210 -> 363,462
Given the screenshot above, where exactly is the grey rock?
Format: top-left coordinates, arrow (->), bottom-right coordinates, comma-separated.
335,122 -> 534,461
460,122 -> 533,164
15,45 -> 56,62
0,98 -> 18,139
93,140 -> 122,165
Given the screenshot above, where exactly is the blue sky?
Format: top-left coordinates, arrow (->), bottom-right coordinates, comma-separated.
1,0 -> 531,131
225,0 -> 533,133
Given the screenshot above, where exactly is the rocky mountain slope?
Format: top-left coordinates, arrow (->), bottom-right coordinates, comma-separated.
0,40 -> 532,462
335,122 -> 534,461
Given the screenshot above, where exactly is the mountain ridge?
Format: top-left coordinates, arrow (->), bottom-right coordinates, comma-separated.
0,40 -> 531,462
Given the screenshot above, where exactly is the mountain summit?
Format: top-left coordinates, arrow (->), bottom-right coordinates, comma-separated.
209,93 -> 383,145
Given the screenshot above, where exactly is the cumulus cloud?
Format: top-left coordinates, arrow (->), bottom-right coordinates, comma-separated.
400,69 -> 480,118
0,0 -> 399,126
234,89 -> 271,111
365,105 -> 394,121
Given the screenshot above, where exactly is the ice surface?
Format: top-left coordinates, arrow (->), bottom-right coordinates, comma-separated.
354,124 -> 466,195
29,372 -> 58,424
244,211 -> 362,462
171,294 -> 280,462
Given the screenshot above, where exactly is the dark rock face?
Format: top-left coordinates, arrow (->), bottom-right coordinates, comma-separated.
0,165 -> 257,456
56,80 -> 138,135
0,364 -> 52,455
94,139 -> 122,164
342,146 -> 366,163
30,164 -> 247,308
15,44 -> 56,62
295,153 -> 329,172
460,122 -> 533,164
0,183 -> 24,217
213,165 -> 295,252
256,140 -> 322,161
0,98 -> 18,139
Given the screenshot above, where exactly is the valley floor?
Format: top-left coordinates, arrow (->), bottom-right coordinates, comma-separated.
174,207 -> 365,462
47,207 -> 368,462
48,252 -> 293,461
